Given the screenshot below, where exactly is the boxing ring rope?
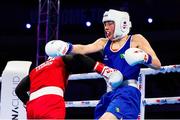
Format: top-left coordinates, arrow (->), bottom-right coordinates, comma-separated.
68,72 -> 103,80
142,96 -> 180,105
0,64 -> 180,119
66,64 -> 180,120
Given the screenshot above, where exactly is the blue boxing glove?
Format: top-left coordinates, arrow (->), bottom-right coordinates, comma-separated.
124,48 -> 152,66
45,40 -> 73,57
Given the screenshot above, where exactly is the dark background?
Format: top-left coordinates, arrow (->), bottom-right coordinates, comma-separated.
0,0 -> 180,119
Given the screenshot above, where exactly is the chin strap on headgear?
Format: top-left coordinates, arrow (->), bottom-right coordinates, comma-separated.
102,9 -> 132,41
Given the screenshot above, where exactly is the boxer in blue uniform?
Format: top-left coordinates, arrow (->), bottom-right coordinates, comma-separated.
94,35 -> 142,119
45,9 -> 161,119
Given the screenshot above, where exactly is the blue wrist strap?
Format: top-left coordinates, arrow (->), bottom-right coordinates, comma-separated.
66,43 -> 73,54
145,54 -> 152,65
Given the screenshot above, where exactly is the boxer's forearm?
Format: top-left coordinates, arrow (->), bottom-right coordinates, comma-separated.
147,57 -> 161,69
15,75 -> 30,105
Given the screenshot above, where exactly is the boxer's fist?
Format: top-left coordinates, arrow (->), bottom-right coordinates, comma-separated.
45,40 -> 73,57
94,62 -> 123,89
124,48 -> 152,66
108,70 -> 123,89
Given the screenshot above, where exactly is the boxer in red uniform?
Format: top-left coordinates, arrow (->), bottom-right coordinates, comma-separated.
15,54 -> 123,119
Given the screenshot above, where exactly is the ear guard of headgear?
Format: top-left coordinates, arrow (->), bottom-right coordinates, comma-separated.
102,9 -> 132,40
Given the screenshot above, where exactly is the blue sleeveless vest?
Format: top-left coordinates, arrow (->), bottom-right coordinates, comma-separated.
103,36 -> 141,80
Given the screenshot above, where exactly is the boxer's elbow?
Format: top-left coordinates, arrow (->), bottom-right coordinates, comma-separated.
151,58 -> 161,69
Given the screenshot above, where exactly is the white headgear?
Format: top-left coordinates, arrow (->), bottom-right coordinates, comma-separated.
102,9 -> 132,40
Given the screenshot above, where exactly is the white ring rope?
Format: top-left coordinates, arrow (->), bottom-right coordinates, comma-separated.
66,64 -> 180,108
68,72 -> 103,80
143,96 -> 180,105
66,100 -> 99,107
140,64 -> 180,75
65,97 -> 180,108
